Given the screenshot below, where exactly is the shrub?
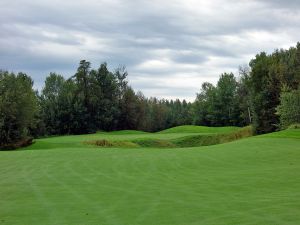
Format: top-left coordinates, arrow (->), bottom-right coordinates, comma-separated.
288,124 -> 300,129
0,138 -> 33,150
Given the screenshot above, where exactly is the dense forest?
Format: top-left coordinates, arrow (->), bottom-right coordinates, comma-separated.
1,43 -> 300,149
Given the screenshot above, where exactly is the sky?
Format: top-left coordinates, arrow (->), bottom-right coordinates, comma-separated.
0,0 -> 299,101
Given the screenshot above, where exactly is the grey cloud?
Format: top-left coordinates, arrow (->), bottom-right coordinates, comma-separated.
0,0 -> 299,99
130,81 -> 198,101
260,0 -> 300,9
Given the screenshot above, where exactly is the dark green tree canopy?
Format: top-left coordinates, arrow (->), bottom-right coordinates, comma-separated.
0,71 -> 38,148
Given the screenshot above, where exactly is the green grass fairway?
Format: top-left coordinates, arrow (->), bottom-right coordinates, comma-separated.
1,127 -> 300,225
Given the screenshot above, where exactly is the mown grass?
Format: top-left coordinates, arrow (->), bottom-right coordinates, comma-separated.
0,126 -> 299,225
158,125 -> 239,134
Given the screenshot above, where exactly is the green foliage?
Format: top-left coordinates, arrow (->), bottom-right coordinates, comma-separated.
215,73 -> 239,125
288,124 -> 300,129
193,82 -> 216,125
89,62 -> 119,131
249,44 -> 300,134
0,71 -> 38,148
38,61 -> 194,135
40,73 -> 65,134
190,54 -> 299,133
118,87 -> 140,130
276,89 -> 300,129
193,73 -> 248,127
236,66 -> 252,125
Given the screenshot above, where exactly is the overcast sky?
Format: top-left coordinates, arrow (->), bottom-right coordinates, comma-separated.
1,0 -> 299,101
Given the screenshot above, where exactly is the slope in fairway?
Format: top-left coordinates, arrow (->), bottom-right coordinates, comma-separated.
158,125 -> 239,134
0,128 -> 300,225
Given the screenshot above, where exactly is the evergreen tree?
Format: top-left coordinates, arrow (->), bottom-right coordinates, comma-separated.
40,73 -> 65,134
0,71 -> 38,148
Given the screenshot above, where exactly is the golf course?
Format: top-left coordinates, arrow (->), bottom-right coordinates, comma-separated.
1,125 -> 299,225
2,1 -> 300,224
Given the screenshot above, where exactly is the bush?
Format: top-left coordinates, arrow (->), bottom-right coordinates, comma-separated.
288,124 -> 300,129
0,138 -> 33,150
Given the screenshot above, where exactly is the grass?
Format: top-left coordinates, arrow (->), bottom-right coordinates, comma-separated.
0,126 -> 300,225
158,125 -> 239,134
86,126 -> 253,148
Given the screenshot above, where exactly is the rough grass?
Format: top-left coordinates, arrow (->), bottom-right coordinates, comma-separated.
85,139 -> 139,148
133,139 -> 177,148
0,127 -> 299,225
87,126 -> 253,148
174,126 -> 253,147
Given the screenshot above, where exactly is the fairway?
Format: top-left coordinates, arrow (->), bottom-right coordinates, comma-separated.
1,127 -> 300,225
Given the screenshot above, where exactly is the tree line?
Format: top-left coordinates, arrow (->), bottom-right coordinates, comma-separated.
1,43 -> 300,148
37,61 -> 194,135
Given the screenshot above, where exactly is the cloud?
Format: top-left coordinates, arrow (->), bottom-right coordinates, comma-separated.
260,0 -> 300,9
0,0 -> 299,101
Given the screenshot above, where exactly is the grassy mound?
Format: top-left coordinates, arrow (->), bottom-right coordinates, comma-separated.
259,127 -> 300,139
174,126 -> 253,147
105,130 -> 149,135
158,125 -> 239,134
87,126 -> 253,148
